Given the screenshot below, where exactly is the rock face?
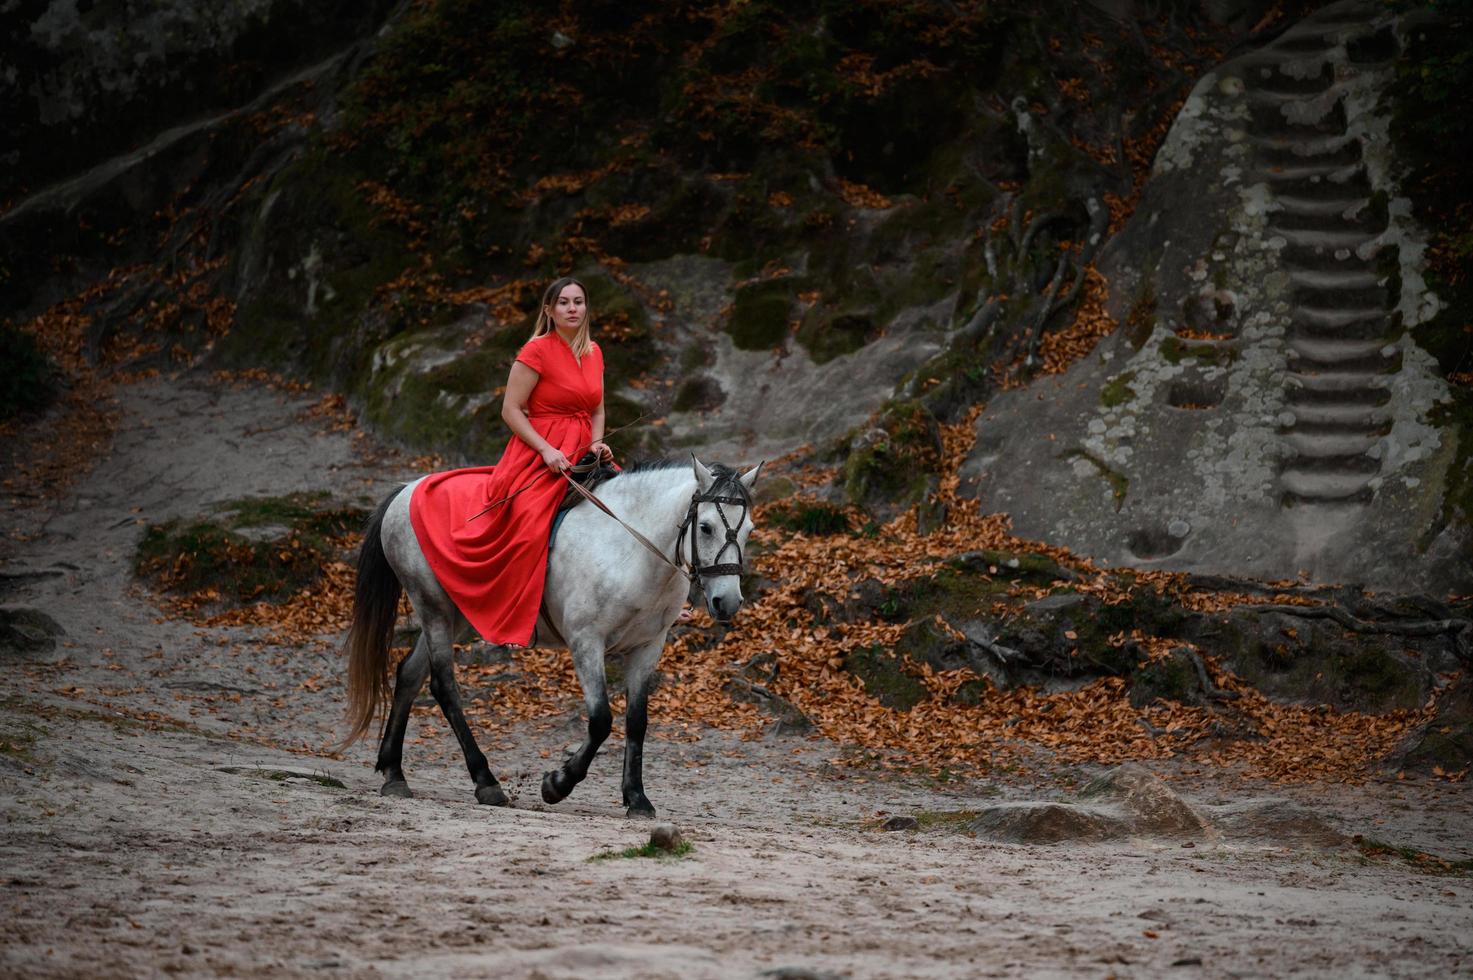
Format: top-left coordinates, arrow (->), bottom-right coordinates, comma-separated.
960,1 -> 1469,592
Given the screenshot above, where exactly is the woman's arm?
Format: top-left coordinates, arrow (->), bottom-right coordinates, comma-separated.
589,396 -> 612,462
502,362 -> 571,472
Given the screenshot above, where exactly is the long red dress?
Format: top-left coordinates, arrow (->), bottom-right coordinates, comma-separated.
409,332 -> 604,646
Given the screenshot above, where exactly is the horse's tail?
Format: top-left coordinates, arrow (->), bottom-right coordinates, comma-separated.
340,486 -> 405,748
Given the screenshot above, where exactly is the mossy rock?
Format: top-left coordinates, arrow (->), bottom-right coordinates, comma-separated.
227,146 -> 414,384
728,278 -> 798,351
844,645 -> 927,711
0,324 -> 54,421
1100,371 -> 1137,408
1159,334 -> 1236,367
1402,676 -> 1473,772
135,494 -> 368,606
764,500 -> 850,536
795,310 -> 880,364
0,609 -> 65,661
1128,648 -> 1201,708
842,399 -> 943,515
671,375 -> 725,413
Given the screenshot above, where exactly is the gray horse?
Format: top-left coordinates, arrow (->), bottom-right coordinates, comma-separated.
340,456 -> 761,817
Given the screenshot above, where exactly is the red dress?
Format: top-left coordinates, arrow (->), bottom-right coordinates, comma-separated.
409,333 -> 604,646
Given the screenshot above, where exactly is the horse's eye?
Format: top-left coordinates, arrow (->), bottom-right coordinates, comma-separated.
700,522 -> 713,535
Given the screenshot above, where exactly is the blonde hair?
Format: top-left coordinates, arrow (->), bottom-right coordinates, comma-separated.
531,276 -> 593,359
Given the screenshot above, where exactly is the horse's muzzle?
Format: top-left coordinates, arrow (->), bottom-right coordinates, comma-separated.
707,593 -> 741,623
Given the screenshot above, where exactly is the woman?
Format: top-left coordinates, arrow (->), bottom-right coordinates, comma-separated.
408,277 -> 614,647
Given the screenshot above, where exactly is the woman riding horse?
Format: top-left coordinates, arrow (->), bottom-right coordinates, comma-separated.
408,276 -> 614,651
341,277 -> 758,815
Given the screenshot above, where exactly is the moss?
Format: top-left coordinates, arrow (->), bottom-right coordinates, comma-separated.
842,399 -> 943,512
795,310 -> 879,364
135,495 -> 367,606
671,375 -> 725,413
765,501 -> 851,536
728,278 -> 797,351
1159,335 -> 1236,367
913,809 -> 981,831
843,645 -> 927,711
226,146 -> 414,383
1129,649 -> 1199,708
1100,371 -> 1137,408
1125,282 -> 1158,349
0,324 -> 54,420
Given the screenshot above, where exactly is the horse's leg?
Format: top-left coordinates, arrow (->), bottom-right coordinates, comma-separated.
375,637 -> 429,798
424,619 -> 510,806
620,639 -> 663,819
541,640 -> 611,805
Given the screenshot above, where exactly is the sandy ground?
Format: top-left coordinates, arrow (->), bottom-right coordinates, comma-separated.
2,373 -> 1471,979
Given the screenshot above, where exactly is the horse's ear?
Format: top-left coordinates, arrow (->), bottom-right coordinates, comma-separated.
691,454 -> 716,493
738,461 -> 764,492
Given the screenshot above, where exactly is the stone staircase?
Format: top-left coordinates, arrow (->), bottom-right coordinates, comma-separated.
1240,5 -> 1401,509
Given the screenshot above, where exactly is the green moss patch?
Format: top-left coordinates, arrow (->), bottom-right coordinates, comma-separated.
843,645 -> 927,711
1100,371 -> 1137,408
728,278 -> 798,351
590,840 -> 694,861
135,493 -> 367,605
1159,334 -> 1236,367
765,501 -> 851,536
0,324 -> 54,420
842,399 -> 943,513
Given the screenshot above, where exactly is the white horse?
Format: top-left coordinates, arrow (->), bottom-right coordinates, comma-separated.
341,456 -> 761,817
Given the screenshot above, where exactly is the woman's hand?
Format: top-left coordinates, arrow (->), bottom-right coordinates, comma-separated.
589,441 -> 614,464
541,447 -> 571,473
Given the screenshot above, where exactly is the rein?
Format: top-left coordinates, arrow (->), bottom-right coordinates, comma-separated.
559,465 -> 751,592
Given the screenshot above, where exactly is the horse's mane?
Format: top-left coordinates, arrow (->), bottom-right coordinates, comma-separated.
583,456 -> 751,507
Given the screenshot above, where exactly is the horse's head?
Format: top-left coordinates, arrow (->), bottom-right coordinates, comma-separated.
688,455 -> 763,623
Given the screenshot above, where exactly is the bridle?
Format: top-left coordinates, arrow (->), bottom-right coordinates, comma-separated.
675,479 -> 750,584
556,465 -> 750,594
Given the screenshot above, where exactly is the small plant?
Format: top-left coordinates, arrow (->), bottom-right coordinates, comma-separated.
589,840 -> 694,861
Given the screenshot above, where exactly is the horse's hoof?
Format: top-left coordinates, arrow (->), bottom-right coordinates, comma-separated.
541,770 -> 570,805
624,791 -> 656,819
380,779 -> 412,799
475,783 -> 510,807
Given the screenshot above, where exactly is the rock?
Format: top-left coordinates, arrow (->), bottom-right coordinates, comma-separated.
968,802 -> 1129,844
649,823 -> 685,853
0,608 -> 65,661
881,815 -> 919,831
1203,798 -> 1347,848
1080,764 -> 1212,838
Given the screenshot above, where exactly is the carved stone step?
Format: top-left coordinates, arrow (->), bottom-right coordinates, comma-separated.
1242,62 -> 1336,96
1287,338 -> 1400,373
1256,138 -> 1362,172
1280,236 -> 1390,268
1271,34 -> 1339,54
1280,469 -> 1376,500
1273,226 -> 1382,250
1281,453 -> 1381,475
1272,192 -> 1369,217
1287,369 -> 1389,393
1260,169 -> 1373,197
1287,267 -> 1382,290
1250,99 -> 1348,138
1292,282 -> 1386,310
1272,208 -> 1385,237
1281,430 -> 1382,457
1283,403 -> 1391,431
1285,382 -> 1390,408
1290,322 -> 1394,344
